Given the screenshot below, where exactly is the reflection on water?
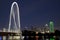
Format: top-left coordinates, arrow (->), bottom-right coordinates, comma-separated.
50,38 -> 54,40
22,36 -> 60,40
0,36 -> 20,40
0,36 -> 60,40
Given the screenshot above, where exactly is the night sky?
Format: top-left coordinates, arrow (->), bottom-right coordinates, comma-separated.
0,0 -> 60,30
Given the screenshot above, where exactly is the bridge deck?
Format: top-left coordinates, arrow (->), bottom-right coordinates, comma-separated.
0,32 -> 20,36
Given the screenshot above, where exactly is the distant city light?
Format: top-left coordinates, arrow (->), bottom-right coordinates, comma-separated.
45,24 -> 48,27
41,31 -> 45,34
22,36 -> 25,39
36,32 -> 38,34
46,31 -> 49,33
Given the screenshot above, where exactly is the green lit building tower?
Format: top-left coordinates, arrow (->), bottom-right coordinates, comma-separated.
49,21 -> 55,40
49,21 -> 54,33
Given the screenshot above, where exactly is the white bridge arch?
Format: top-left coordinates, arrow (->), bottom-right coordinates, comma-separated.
8,2 -> 21,33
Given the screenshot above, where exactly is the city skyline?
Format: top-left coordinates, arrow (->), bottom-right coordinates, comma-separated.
0,0 -> 60,30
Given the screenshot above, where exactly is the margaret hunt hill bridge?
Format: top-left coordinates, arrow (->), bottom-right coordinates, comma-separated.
0,2 -> 22,40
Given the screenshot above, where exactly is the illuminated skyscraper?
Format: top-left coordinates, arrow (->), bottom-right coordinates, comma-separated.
49,21 -> 54,33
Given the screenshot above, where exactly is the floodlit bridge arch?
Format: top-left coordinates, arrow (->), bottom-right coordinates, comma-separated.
8,2 -> 21,33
